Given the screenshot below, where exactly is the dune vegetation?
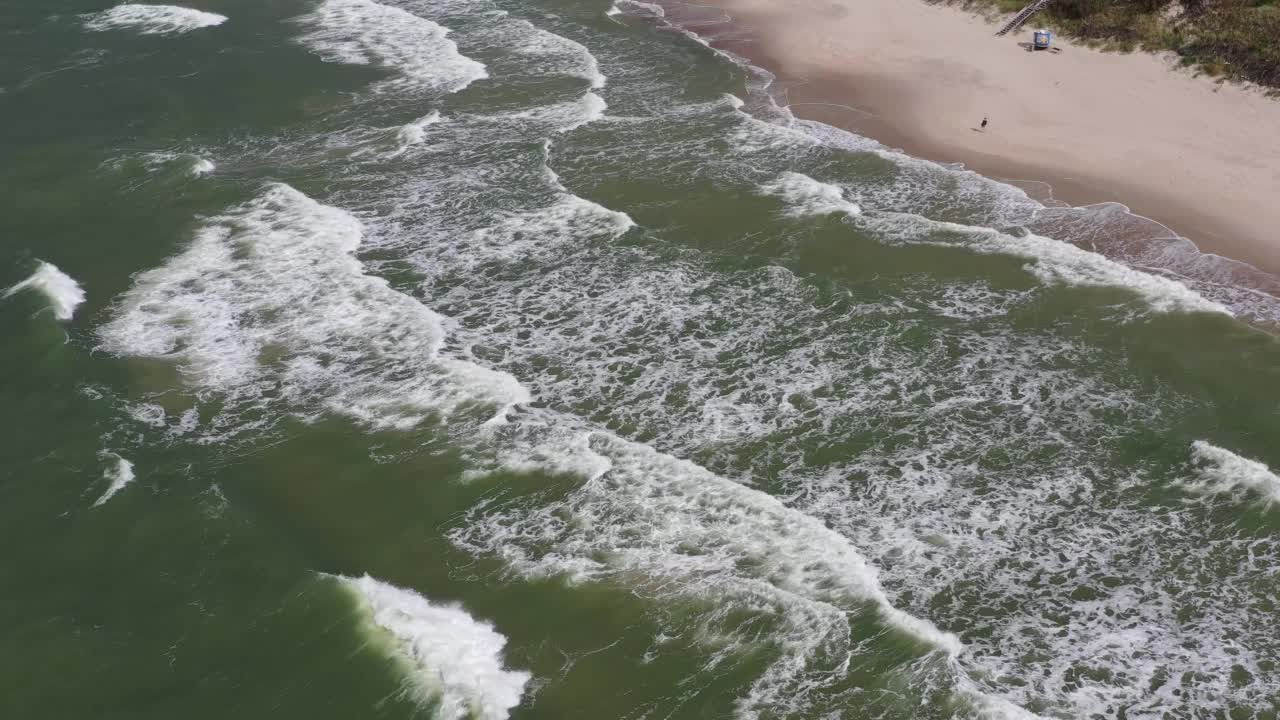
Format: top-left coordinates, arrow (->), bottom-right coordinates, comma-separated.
954,0 -> 1280,87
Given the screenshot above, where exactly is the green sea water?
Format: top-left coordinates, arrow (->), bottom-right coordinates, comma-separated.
3,1 -> 1279,718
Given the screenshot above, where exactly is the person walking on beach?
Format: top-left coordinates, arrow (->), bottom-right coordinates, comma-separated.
981,116 -> 988,131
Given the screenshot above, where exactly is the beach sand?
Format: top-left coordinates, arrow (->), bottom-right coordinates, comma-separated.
660,0 -> 1280,274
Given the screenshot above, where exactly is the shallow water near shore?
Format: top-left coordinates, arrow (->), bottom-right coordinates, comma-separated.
3,1 -> 1280,719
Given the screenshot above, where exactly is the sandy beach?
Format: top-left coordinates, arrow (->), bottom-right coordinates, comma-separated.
661,0 -> 1280,274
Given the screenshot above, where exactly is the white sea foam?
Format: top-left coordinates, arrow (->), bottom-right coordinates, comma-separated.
498,92 -> 607,133
4,261 -> 85,321
191,157 -> 215,176
296,0 -> 487,94
93,453 -> 136,506
1188,440 -> 1280,507
538,140 -> 567,192
752,168 -> 1226,317
856,211 -> 1231,317
467,193 -> 633,264
761,167 -> 1225,318
342,112 -> 444,160
970,693 -> 1046,720
335,574 -> 530,719
608,0 -> 666,19
760,172 -> 860,217
391,111 -> 441,156
99,184 -> 528,435
425,198 -> 1269,717
453,427 -> 959,718
406,180 -> 635,294
84,4 -> 227,35
495,17 -> 606,89
140,151 -> 215,177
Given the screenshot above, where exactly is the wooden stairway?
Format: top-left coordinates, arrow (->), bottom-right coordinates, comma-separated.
995,0 -> 1052,36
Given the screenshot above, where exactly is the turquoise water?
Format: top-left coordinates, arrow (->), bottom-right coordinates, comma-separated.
3,1 -> 1279,718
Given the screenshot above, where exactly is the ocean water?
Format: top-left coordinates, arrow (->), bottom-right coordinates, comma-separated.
3,1 -> 1279,718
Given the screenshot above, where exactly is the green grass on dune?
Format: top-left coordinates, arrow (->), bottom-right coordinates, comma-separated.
939,0 -> 1280,89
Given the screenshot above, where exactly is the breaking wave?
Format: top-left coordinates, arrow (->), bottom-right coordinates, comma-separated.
295,0 -> 487,94
453,422 -> 963,719
1188,440 -> 1280,508
334,574 -> 530,720
83,4 -> 227,35
761,171 -> 861,217
4,261 -> 86,321
97,184 -> 528,437
93,453 -> 136,506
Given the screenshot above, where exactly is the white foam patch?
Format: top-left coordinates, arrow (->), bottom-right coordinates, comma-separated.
390,111 -> 441,156
342,112 -> 444,160
498,92 -> 606,134
857,212 -> 1231,317
335,574 -> 530,720
191,157 -> 215,176
726,107 -> 820,156
495,17 -> 606,90
466,193 -> 632,265
609,0 -> 666,19
139,151 -> 215,177
760,172 -> 860,217
101,152 -> 217,191
4,261 -> 86,321
401,166 -> 636,294
296,0 -> 487,94
92,453 -> 136,506
538,139 -> 567,192
98,183 -> 528,435
453,428 -> 959,718
1188,440 -> 1280,507
83,4 -> 227,34
970,692 -> 1047,720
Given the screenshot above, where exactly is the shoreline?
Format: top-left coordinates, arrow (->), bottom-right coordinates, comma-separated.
650,0 -> 1280,278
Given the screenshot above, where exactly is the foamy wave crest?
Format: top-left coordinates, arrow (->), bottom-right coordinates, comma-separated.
101,152 -> 216,191
335,574 -> 530,719
760,172 -> 860,217
93,453 -> 136,506
452,427 -> 959,718
4,261 -> 86,321
408,183 -> 635,293
466,194 -> 632,266
482,15 -> 607,90
342,111 -> 444,160
84,4 -> 227,34
98,184 -> 528,435
860,212 -> 1230,317
296,0 -> 487,94
144,151 -> 215,177
497,92 -> 607,134
1188,441 -> 1280,507
191,157 -> 215,176
608,0 -> 666,19
390,111 -> 441,156
761,168 -> 1223,317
